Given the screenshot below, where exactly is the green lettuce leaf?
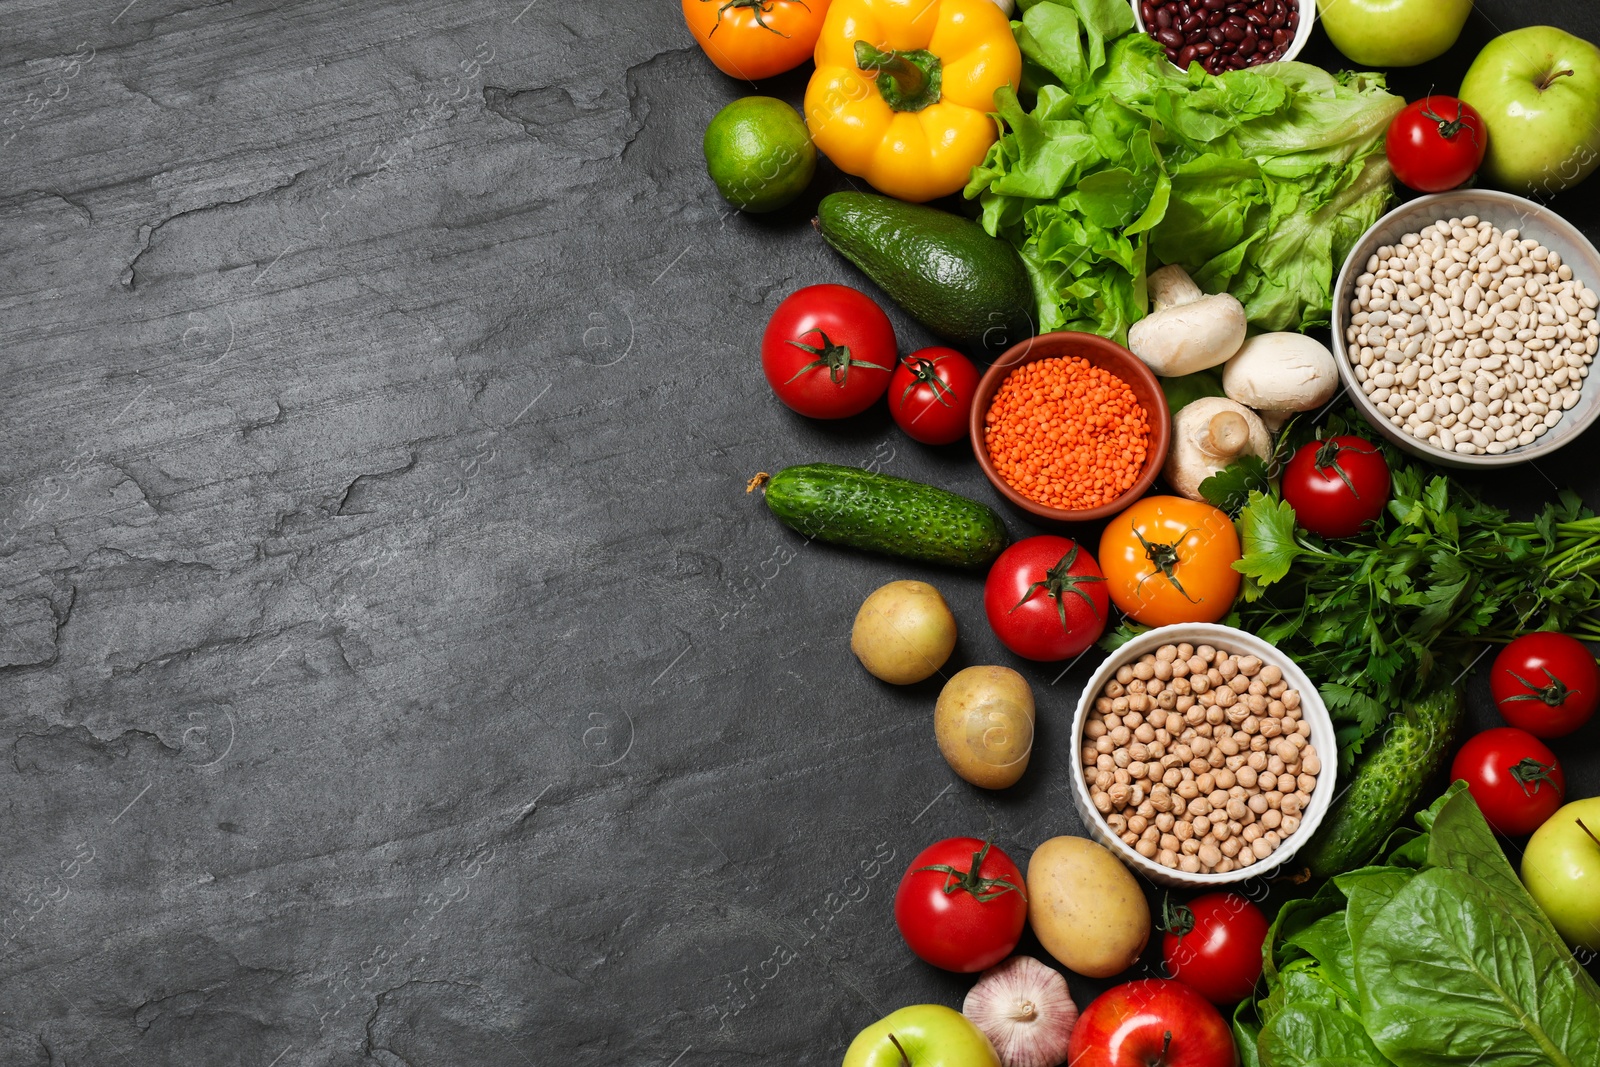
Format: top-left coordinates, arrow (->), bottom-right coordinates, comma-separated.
970,1 -> 1404,340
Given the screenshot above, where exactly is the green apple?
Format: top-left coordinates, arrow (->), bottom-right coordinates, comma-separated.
1316,0 -> 1472,67
1460,26 -> 1600,195
1521,796 -> 1600,953
842,1005 -> 1000,1067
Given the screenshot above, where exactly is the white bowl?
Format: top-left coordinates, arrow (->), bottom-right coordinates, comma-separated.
1068,623 -> 1338,889
1332,190 -> 1600,469
1130,0 -> 1315,71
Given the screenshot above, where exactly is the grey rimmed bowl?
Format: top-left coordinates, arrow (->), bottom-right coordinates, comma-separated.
1068,623 -> 1337,889
1332,189 -> 1600,469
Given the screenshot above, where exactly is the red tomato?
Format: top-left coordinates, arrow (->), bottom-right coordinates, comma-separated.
1490,632 -> 1600,738
1161,893 -> 1268,1005
983,536 -> 1109,662
761,284 -> 895,419
889,347 -> 980,445
893,838 -> 1026,973
1450,727 -> 1566,836
1386,96 -> 1488,194
1281,436 -> 1391,539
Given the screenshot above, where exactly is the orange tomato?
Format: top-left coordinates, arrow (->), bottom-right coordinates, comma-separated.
1098,496 -> 1241,627
682,0 -> 830,82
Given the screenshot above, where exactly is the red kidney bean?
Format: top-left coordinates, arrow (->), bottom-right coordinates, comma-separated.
1147,0 -> 1297,69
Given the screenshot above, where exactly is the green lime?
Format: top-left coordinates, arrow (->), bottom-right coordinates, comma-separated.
703,97 -> 817,214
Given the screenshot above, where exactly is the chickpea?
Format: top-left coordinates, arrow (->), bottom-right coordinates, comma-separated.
1091,702 -> 1113,720
1164,712 -> 1184,735
1268,680 -> 1288,698
1196,643 -> 1217,662
1179,854 -> 1202,873
1096,753 -> 1116,772
1301,750 -> 1322,776
1156,644 -> 1178,662
1154,659 -> 1173,682
1193,815 -> 1212,838
1174,820 -> 1195,842
1282,690 -> 1301,711
1180,838 -> 1201,857
1214,768 -> 1236,790
1260,809 -> 1282,830
1206,667 -> 1225,689
1095,735 -> 1114,755
1280,794 -> 1302,817
1110,725 -> 1132,746
1142,825 -> 1161,844
1241,714 -> 1260,734
1129,741 -> 1150,761
1236,767 -> 1258,790
1212,821 -> 1232,841
1127,680 -> 1147,697
1176,643 -> 1194,659
1230,674 -> 1252,695
1104,680 -> 1125,698
1128,761 -> 1147,780
1162,768 -> 1183,788
1281,815 -> 1301,836
1265,791 -> 1283,810
1134,794 -> 1152,817
1111,696 -> 1129,714
1248,794 -> 1270,815
1215,856 -> 1235,873
1127,694 -> 1150,714
1155,812 -> 1175,833
1258,771 -> 1277,792
1267,699 -> 1286,717
1107,813 -> 1128,834
1187,797 -> 1212,818
1220,837 -> 1242,859
1158,849 -> 1179,869
1190,672 -> 1211,694
1251,837 -> 1273,860
1242,823 -> 1263,843
1155,689 -> 1177,710
1112,749 -> 1131,770
1215,686 -> 1238,709
1245,678 -> 1267,696
1250,734 -> 1270,752
1116,665 -> 1135,685
1137,839 -> 1159,858
1161,833 -> 1181,853
1260,718 -> 1283,738
1248,750 -> 1269,771
1093,791 -> 1113,813
1298,773 -> 1318,794
1238,655 -> 1262,676
1226,798 -> 1249,821
1198,843 -> 1222,867
1177,779 -> 1200,800
1205,705 -> 1225,726
1196,771 -> 1216,794
1133,660 -> 1155,681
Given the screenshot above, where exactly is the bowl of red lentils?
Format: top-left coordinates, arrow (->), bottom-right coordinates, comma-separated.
970,331 -> 1170,523
1069,623 -> 1338,888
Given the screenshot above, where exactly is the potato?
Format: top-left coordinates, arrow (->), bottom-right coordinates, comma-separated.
934,666 -> 1035,789
1026,836 -> 1150,978
850,580 -> 957,684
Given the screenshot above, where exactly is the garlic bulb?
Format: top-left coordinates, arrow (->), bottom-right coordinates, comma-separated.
962,956 -> 1078,1067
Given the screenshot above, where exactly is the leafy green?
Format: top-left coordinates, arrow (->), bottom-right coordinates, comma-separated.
1199,454 -> 1270,515
1243,785 -> 1600,1067
969,0 -> 1404,339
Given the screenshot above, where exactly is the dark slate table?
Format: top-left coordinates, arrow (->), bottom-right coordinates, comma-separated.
2,1 -> 1597,1064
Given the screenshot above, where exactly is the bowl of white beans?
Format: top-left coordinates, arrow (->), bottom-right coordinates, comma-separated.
1069,623 -> 1338,888
1333,189 -> 1600,467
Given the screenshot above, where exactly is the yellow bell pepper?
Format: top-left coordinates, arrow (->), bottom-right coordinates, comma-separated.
804,0 -> 1020,203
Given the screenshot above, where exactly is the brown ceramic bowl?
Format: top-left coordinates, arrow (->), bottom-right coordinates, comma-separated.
969,331 -> 1171,524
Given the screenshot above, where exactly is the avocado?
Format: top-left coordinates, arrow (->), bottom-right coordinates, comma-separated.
815,192 -> 1035,357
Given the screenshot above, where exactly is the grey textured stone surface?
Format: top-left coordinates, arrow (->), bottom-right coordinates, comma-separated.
2,2 -> 1598,1064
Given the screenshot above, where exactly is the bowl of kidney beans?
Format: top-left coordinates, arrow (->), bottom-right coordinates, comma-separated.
1132,0 -> 1313,75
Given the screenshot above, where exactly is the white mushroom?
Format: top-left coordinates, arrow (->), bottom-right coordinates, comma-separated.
1164,396 -> 1271,501
1128,265 -> 1248,377
1223,333 -> 1340,429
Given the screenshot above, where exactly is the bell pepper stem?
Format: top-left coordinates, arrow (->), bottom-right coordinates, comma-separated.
853,40 -> 942,113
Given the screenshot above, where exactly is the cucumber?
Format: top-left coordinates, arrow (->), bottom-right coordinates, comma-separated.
755,463 -> 1007,568
1302,684 -> 1465,880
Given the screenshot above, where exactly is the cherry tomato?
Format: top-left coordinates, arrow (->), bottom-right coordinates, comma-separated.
1386,96 -> 1488,194
1281,436 -> 1391,539
1098,496 -> 1240,626
1450,727 -> 1566,836
983,536 -> 1108,662
761,284 -> 895,419
1491,632 -> 1600,738
889,347 -> 980,446
1161,893 -> 1268,1005
893,838 -> 1027,973
680,0 -> 829,81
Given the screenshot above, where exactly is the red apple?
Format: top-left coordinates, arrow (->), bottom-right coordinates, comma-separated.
1067,979 -> 1237,1067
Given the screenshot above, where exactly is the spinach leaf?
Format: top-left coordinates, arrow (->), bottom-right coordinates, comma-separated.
1259,1001 -> 1396,1067
1284,910 -> 1359,1002
1422,782 -> 1533,908
1353,868 -> 1600,1067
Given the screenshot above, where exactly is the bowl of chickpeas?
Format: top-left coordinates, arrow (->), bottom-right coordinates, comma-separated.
1069,623 -> 1338,887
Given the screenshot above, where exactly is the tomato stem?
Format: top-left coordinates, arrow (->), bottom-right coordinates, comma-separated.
784,329 -> 891,387
1312,436 -> 1362,499
1132,524 -> 1200,604
1010,543 -> 1106,630
1503,666 -> 1575,708
913,841 -> 1026,904
1507,756 -> 1561,798
899,356 -> 956,409
1419,97 -> 1481,149
702,0 -> 800,37
1158,893 -> 1195,937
